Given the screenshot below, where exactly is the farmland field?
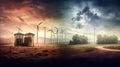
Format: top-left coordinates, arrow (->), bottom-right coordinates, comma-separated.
0,44 -> 120,67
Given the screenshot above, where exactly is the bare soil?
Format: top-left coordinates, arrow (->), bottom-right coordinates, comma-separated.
0,45 -> 120,67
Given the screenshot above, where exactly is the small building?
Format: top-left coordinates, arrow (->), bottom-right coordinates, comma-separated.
24,33 -> 35,46
14,33 -> 24,46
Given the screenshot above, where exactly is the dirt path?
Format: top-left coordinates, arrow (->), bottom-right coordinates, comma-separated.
95,46 -> 120,52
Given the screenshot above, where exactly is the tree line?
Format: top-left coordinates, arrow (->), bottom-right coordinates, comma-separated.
69,34 -> 118,45
69,34 -> 88,44
97,35 -> 118,44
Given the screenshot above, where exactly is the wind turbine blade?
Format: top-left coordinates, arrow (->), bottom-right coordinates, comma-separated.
54,27 -> 59,33
16,26 -> 23,32
49,29 -> 54,33
54,27 -> 58,30
37,26 -> 39,31
38,22 -> 42,25
48,29 -> 51,32
17,16 -> 24,22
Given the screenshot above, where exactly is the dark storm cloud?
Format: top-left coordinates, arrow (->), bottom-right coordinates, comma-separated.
82,6 -> 99,19
30,0 -> 67,19
93,0 -> 120,27
70,0 -> 120,28
72,5 -> 100,28
73,6 -> 99,22
93,0 -> 120,17
0,0 -> 68,19
0,0 -> 30,10
82,6 -> 99,26
0,0 -> 120,26
72,0 -> 120,7
93,0 -> 120,7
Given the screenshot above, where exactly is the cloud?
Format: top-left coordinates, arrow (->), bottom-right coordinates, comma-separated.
0,0 -> 67,20
69,0 -> 120,29
0,0 -> 30,10
71,5 -> 100,28
29,0 -> 67,19
76,23 -> 84,29
91,0 -> 120,26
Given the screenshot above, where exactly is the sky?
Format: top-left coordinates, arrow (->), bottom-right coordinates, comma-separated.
0,0 -> 120,44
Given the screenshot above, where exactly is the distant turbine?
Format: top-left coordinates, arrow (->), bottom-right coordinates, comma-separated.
43,27 -> 46,44
16,26 -> 22,33
94,27 -> 96,44
60,28 -> 64,44
36,22 -> 42,44
54,27 -> 59,44
17,16 -> 24,22
48,28 -> 54,44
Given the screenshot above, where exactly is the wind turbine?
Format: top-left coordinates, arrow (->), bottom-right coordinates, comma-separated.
36,22 -> 42,44
54,27 -> 59,44
94,27 -> 96,44
17,16 -> 24,22
43,27 -> 46,44
16,26 -> 22,33
60,28 -> 64,44
64,31 -> 68,45
48,28 -> 54,44
63,30 -> 68,45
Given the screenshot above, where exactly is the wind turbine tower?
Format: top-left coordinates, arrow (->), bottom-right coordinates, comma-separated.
55,27 -> 59,44
16,26 -> 22,33
44,27 -> 46,44
94,27 -> 96,44
48,28 -> 54,44
36,22 -> 42,44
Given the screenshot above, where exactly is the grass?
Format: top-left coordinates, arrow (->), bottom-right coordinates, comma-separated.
67,44 -> 120,51
104,45 -> 120,50
59,45 -> 96,53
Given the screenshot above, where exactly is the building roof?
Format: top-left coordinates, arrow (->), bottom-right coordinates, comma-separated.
25,32 -> 35,35
14,33 -> 24,35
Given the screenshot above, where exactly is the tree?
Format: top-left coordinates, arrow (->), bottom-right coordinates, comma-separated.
70,34 -> 88,44
97,34 -> 102,44
97,34 -> 118,44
